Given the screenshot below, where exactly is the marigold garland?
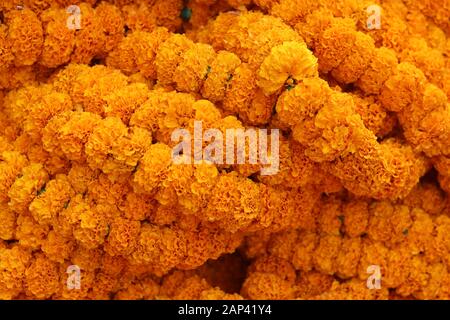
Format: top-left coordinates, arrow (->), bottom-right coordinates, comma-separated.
0,0 -> 449,301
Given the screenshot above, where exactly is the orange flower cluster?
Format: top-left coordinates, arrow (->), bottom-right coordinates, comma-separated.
0,0 -> 187,89
242,183 -> 450,299
107,12 -> 429,199
0,0 -> 449,300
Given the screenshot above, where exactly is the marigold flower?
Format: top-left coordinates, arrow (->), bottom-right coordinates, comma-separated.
0,203 -> 16,240
8,163 -> 49,214
132,143 -> 172,195
257,41 -> 318,95
0,245 -> 32,299
40,8 -> 75,68
24,254 -> 60,299
40,231 -> 76,264
29,174 -> 75,226
0,2 -> 449,300
5,9 -> 43,67
0,151 -> 28,203
241,272 -> 295,300
201,51 -> 241,102
104,217 -> 141,256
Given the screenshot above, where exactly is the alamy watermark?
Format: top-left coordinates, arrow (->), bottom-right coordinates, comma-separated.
66,5 -> 82,31
367,5 -> 382,30
171,121 -> 280,176
366,265 -> 382,289
66,265 -> 81,290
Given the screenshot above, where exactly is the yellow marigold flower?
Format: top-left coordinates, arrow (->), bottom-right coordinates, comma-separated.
23,91 -> 73,141
257,41 -> 318,95
259,137 -> 315,188
3,84 -> 51,125
314,279 -> 388,300
0,151 -> 28,203
149,0 -> 184,32
201,51 -> 241,103
172,161 -> 219,215
205,172 -> 262,232
104,83 -> 150,125
194,11 -> 240,51
0,203 -> 16,240
331,32 -> 375,84
5,9 -> 43,67
111,126 -> 152,169
0,245 -> 32,300
130,90 -> 195,144
107,28 -> 170,78
156,164 -> 193,207
115,276 -> 160,300
222,63 -> 273,126
149,203 -> 180,226
85,117 -> 129,172
342,200 -> 369,238
41,111 -> 72,158
178,226 -> 243,270
241,272 -> 295,300
70,65 -> 129,115
0,66 -> 36,90
313,17 -> 357,73
29,174 -> 75,226
159,271 -> 210,299
40,8 -> 75,68
70,3 -> 105,64
182,0 -> 218,35
247,24 -> 303,68
173,43 -> 216,93
192,99 -> 222,126
276,77 -> 331,128
200,288 -> 244,300
66,163 -> 99,195
130,224 -> 186,276
95,2 -> 124,53
15,211 -> 50,250
104,217 -> 140,256
86,173 -> 130,207
155,34 -> 194,86
122,3 -> 157,32
85,117 -> 152,173
73,204 -> 109,249
133,143 -> 172,195
0,25 -> 13,70
269,0 -> 320,26
118,191 -> 154,221
56,112 -> 102,162
24,254 -> 60,299
351,93 -> 394,137
40,230 -> 76,264
50,63 -> 87,93
8,163 -> 49,214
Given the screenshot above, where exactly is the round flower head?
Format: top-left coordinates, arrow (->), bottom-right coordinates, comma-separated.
172,43 -> 216,93
201,51 -> 241,103
257,41 -> 318,95
155,34 -> 194,87
0,151 -> 29,203
5,9 -> 43,67
40,7 -> 76,68
8,163 -> 49,214
133,143 -> 173,195
29,174 -> 75,226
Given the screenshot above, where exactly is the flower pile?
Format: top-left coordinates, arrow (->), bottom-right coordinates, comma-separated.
0,0 -> 449,300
